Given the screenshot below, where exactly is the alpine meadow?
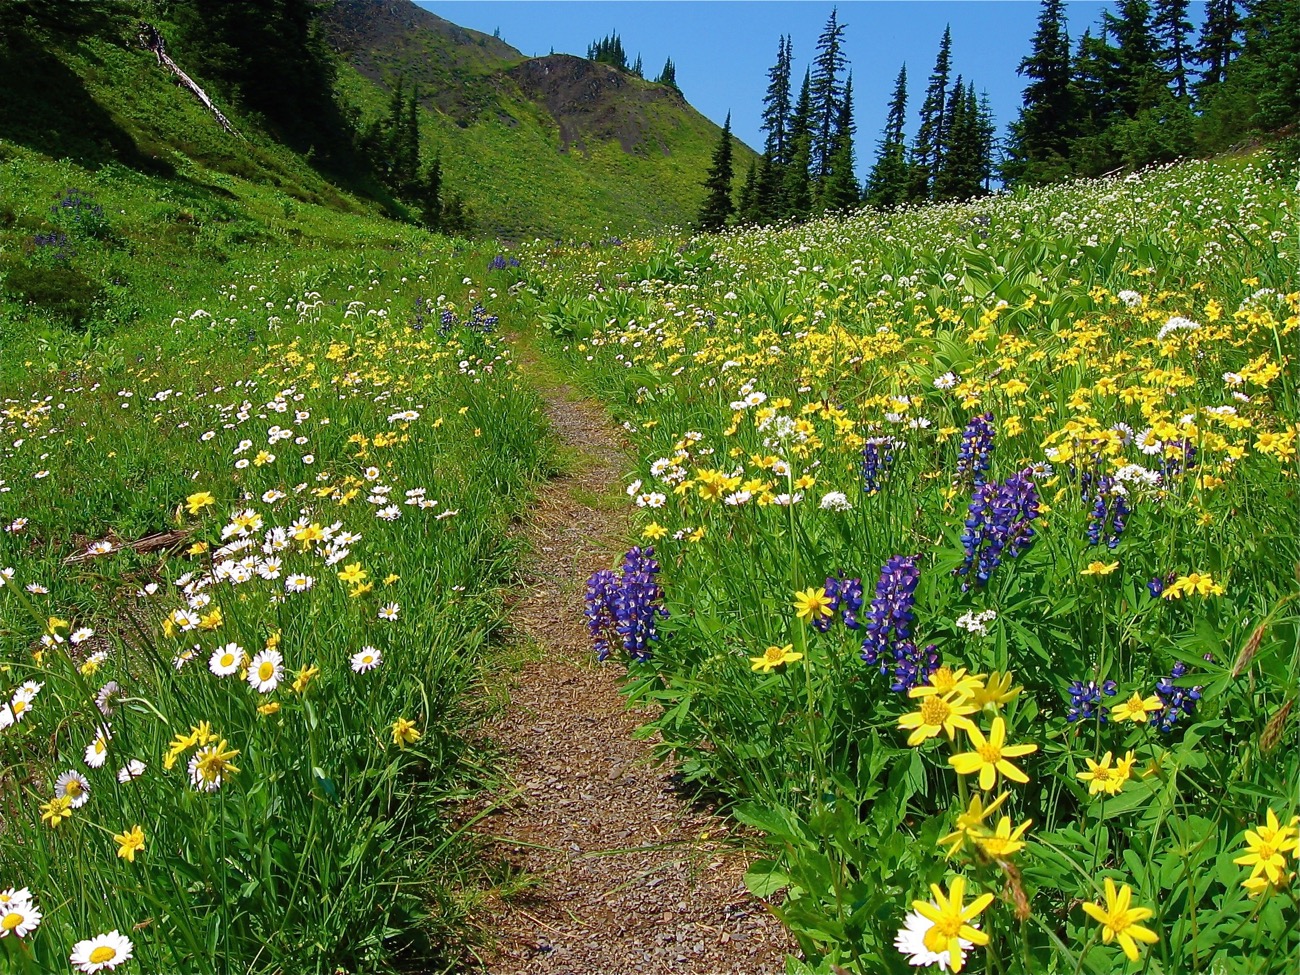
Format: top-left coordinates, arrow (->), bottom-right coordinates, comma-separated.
0,1 -> 1296,974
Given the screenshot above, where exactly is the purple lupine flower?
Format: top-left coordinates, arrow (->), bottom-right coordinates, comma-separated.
955,413 -> 995,487
892,642 -> 940,693
861,556 -> 930,689
438,307 -> 459,334
1066,679 -> 1118,723
813,574 -> 865,632
1154,662 -> 1202,732
584,547 -> 668,662
956,468 -> 1041,590
1083,472 -> 1132,550
584,568 -> 621,661
861,437 -> 903,494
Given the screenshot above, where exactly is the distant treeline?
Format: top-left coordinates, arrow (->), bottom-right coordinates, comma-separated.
695,0 -> 1298,230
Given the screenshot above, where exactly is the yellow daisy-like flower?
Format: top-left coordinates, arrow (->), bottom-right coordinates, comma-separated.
1110,692 -> 1164,724
113,825 -> 145,863
949,717 -> 1038,790
1081,878 -> 1159,961
973,815 -> 1032,859
185,491 -> 216,515
1076,750 -> 1136,796
336,563 -> 367,585
1234,808 -> 1300,887
641,522 -> 669,541
392,717 -> 422,748
967,671 -> 1021,712
749,644 -> 803,673
792,587 -> 834,623
909,665 -> 984,702
911,875 -> 993,973
292,664 -> 320,694
40,795 -> 73,829
1081,560 -> 1119,576
938,792 -> 1011,857
898,694 -> 977,746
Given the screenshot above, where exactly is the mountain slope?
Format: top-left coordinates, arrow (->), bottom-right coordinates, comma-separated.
323,0 -> 757,238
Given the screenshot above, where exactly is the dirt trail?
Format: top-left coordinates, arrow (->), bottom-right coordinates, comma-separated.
471,356 -> 792,974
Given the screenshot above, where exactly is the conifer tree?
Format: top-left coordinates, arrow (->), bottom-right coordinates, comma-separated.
737,158 -> 760,224
656,58 -> 680,92
631,54 -> 643,78
819,74 -> 859,212
760,35 -> 794,163
811,8 -> 849,182
782,69 -> 814,219
1235,0 -> 1300,132
587,33 -> 628,71
1004,0 -> 1072,183
1193,0 -> 1241,91
697,112 -> 735,232
976,89 -> 998,191
1152,0 -> 1194,98
911,25 -> 953,199
865,63 -> 910,209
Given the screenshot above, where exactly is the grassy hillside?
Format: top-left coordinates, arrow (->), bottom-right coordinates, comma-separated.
324,0 -> 758,238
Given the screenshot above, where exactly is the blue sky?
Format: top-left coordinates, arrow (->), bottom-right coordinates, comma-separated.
417,1 -> 1138,176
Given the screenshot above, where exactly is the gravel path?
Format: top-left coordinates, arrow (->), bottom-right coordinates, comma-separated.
470,362 -> 793,975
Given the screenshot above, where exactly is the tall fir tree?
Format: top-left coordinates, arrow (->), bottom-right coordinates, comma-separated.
935,75 -> 979,200
656,58 -> 679,91
911,25 -> 953,200
1004,0 -> 1073,183
782,69 -> 814,220
810,8 -> 849,182
865,63 -> 911,209
1152,0 -> 1194,99
1103,0 -> 1163,116
760,35 -> 794,163
697,111 -> 735,231
976,90 -> 998,191
1194,0 -> 1242,92
737,158 -> 760,224
1236,0 -> 1300,132
819,74 -> 859,212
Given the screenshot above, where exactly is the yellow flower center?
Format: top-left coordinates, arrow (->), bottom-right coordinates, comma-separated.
931,667 -> 957,693
220,654 -> 235,667
258,662 -> 275,681
978,742 -> 1002,763
89,946 -> 117,963
1,912 -> 22,931
64,779 -> 83,796
1257,841 -> 1277,860
923,913 -> 965,950
12,701 -> 26,716
920,696 -> 951,724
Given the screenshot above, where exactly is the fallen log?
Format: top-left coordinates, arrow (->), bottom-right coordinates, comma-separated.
136,22 -> 241,138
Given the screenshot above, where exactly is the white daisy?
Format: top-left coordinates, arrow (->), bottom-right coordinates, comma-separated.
246,649 -> 283,693
284,574 -> 314,594
0,897 -> 40,938
377,602 -> 400,621
54,770 -> 91,808
117,759 -> 146,783
209,643 -> 244,677
350,647 -> 382,673
83,728 -> 111,768
0,887 -> 33,910
69,627 -> 95,644
895,908 -> 974,970
70,929 -> 134,971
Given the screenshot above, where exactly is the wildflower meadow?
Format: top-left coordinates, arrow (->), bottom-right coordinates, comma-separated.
552,157 -> 1300,973
2,153 -> 1297,974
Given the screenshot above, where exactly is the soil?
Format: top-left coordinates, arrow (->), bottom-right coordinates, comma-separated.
469,361 -> 793,975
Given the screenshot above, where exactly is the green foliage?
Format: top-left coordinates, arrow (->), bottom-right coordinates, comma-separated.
531,154 -> 1300,974
697,112 -> 735,231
